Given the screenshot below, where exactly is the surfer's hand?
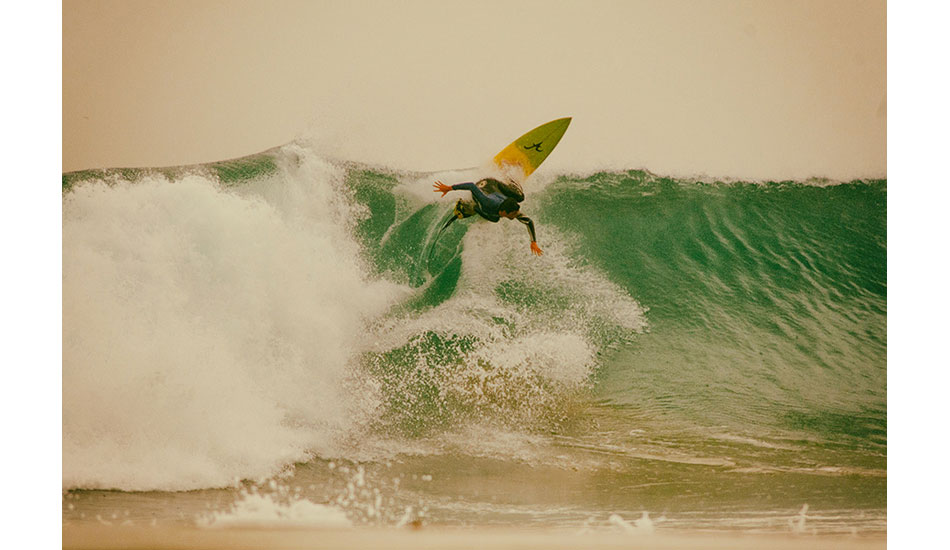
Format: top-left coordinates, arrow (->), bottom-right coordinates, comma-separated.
433,181 -> 452,197
531,242 -> 543,256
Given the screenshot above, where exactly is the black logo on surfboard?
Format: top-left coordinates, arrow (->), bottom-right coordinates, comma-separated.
524,142 -> 543,152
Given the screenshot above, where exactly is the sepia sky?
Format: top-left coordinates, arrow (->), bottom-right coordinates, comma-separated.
63,0 -> 885,180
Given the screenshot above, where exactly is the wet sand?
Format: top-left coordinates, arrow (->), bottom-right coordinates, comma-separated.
63,525 -> 885,550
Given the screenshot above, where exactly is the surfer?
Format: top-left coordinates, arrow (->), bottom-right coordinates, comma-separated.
433,178 -> 543,256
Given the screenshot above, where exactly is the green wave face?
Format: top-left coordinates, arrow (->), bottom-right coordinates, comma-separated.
536,172 -> 886,436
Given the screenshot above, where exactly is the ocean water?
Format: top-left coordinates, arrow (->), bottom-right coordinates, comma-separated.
62,142 -> 886,536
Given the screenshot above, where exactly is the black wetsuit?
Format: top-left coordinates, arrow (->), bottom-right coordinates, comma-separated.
446,178 -> 538,243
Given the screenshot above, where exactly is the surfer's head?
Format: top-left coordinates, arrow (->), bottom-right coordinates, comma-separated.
498,198 -> 520,219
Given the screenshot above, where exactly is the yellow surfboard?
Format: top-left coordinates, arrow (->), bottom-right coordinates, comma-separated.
492,117 -> 571,183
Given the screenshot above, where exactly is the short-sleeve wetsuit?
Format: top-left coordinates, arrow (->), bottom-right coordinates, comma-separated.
447,178 -> 538,243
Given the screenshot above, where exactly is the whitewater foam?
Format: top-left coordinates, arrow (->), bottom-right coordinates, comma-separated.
199,490 -> 352,529
608,511 -> 660,535
63,149 -> 405,490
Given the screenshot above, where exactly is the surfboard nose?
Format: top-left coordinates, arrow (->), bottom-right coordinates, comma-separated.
550,117 -> 572,134
493,117 -> 573,182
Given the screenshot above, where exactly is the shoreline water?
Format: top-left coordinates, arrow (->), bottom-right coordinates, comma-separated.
62,525 -> 886,550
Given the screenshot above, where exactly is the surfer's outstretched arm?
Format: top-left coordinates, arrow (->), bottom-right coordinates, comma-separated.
516,215 -> 543,256
434,180 -> 492,204
433,181 -> 454,196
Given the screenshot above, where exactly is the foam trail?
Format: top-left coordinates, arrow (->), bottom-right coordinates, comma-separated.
63,150 -> 404,490
199,490 -> 352,528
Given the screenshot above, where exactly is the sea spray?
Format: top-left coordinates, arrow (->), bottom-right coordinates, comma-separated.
359,217 -> 647,436
197,461 -> 423,528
